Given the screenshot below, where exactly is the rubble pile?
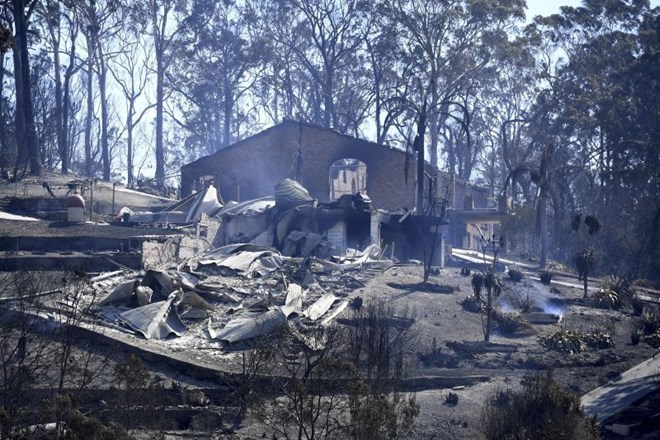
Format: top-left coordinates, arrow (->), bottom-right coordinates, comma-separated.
71,178 -> 414,354
87,242 -> 388,349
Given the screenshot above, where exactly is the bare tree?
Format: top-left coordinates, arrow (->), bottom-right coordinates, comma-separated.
384,0 -> 525,171
77,0 -> 124,180
0,272 -> 53,438
38,0 -> 83,175
109,34 -> 154,187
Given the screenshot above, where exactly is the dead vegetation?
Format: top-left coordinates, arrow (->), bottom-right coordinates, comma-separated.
632,305 -> 660,348
492,310 -> 533,337
248,300 -> 420,440
539,270 -> 553,285
507,267 -> 524,282
480,372 -> 600,440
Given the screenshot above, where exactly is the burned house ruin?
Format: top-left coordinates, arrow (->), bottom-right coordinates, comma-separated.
181,120 -> 503,257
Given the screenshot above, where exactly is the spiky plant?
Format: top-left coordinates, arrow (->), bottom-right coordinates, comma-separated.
603,275 -> 635,304
592,288 -> 621,310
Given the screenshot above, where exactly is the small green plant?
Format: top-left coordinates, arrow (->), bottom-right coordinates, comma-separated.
640,305 -> 660,335
517,292 -> 534,314
603,275 -> 635,305
444,392 -> 459,406
540,328 -> 613,353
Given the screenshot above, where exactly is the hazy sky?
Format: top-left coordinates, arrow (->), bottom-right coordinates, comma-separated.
526,0 -> 660,20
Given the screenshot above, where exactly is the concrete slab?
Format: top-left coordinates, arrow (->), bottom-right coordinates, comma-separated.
0,211 -> 40,221
581,355 -> 660,423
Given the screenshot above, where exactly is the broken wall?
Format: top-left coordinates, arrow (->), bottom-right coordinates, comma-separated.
181,121 -> 431,212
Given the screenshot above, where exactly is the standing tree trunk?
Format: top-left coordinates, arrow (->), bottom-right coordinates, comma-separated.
414,103 -> 427,213
222,66 -> 232,148
11,0 -> 41,176
97,44 -> 110,180
485,283 -> 493,342
0,45 -> 8,171
126,105 -> 134,187
152,4 -> 167,190
49,22 -> 65,173
323,68 -> 336,129
84,31 -> 95,177
154,46 -> 164,188
538,189 -> 548,268
61,40 -> 77,175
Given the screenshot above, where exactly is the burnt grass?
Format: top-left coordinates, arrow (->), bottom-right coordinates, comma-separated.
383,266 -> 659,397
1,264 -> 658,437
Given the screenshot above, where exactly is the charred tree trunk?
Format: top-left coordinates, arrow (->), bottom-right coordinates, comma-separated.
414,103 -> 427,213
538,189 -> 548,269
0,47 -> 8,171
61,43 -> 77,175
154,38 -> 165,189
84,30 -> 95,177
11,0 -> 41,176
126,106 -> 134,187
97,44 -> 110,181
323,68 -> 335,129
223,67 -> 232,148
49,25 -> 65,174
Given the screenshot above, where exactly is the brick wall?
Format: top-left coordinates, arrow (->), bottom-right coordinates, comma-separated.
181,121 -> 427,212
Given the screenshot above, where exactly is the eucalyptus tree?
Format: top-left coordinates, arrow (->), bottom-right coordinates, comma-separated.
383,0 -> 526,172
30,51 -> 58,171
128,0 -> 185,188
76,0 -> 126,180
362,1 -> 409,144
526,0 -> 658,275
37,0 -> 82,175
174,0 -> 266,154
3,0 -> 41,177
246,0 -> 314,124
472,35 -> 539,199
108,30 -> 153,188
0,11 -> 14,172
260,0 -> 368,132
